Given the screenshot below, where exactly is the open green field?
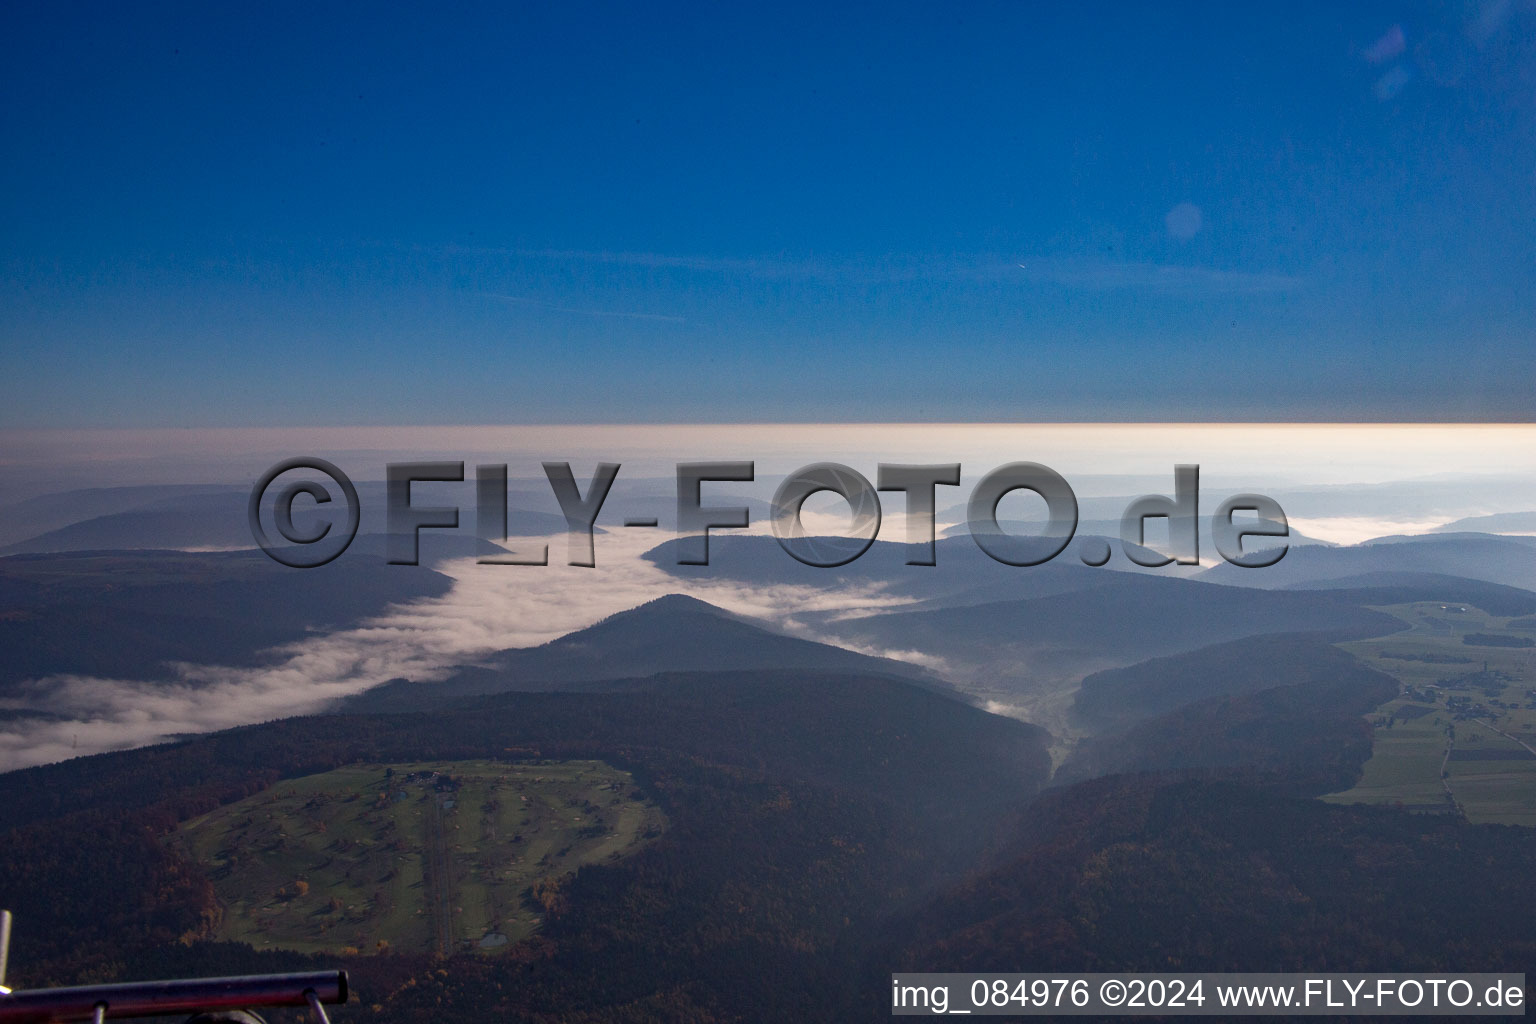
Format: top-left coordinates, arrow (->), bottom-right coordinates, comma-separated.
1325,602 -> 1536,827
176,759 -> 666,956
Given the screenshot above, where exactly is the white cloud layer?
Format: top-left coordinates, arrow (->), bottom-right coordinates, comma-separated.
0,529 -> 915,772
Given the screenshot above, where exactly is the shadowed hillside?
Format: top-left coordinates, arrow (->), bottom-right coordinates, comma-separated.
1070,630 -> 1405,735
0,544 -> 455,694
891,776 -> 1536,982
1059,635 -> 1398,794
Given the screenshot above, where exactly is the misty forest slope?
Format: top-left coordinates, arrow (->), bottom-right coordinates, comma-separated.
0,547 -> 454,695
644,534 -> 1120,608
4,544 -> 1536,1022
344,593 -> 942,712
891,775 -> 1536,980
1058,632 -> 1400,793
0,670 -> 1050,1022
3,598 -> 1536,1021
815,573 -> 1406,692
1071,630 -> 1408,734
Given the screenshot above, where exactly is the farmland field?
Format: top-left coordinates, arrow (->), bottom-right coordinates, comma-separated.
176,759 -> 666,955
1325,603 -> 1536,827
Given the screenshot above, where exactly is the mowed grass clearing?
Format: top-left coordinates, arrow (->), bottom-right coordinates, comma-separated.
176,759 -> 666,956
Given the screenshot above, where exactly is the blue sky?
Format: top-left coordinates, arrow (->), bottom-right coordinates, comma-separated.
3,1 -> 1534,426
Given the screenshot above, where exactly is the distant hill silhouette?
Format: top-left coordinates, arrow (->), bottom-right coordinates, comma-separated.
0,542 -> 454,693
344,593 -> 942,712
643,533 -> 1177,613
1,490 -> 262,553
0,485 -> 248,548
1276,571 -> 1536,615
1434,511 -> 1536,534
1202,534 -> 1536,591
814,573 -> 1402,693
939,515 -> 1330,552
1,483 -> 581,555
1069,630 -> 1396,735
